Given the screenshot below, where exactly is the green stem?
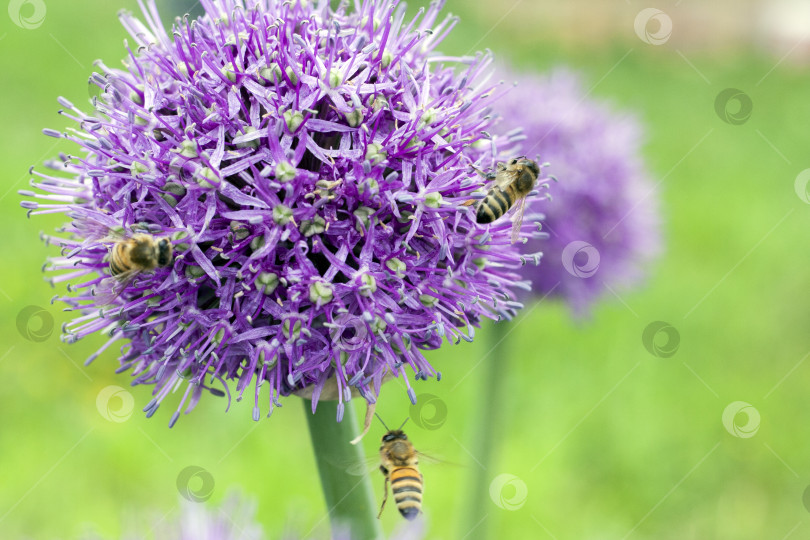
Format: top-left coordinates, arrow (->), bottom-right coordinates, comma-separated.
304,398 -> 383,540
461,322 -> 510,540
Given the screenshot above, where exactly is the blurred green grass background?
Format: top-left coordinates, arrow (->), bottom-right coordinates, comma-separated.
2,1 -> 810,539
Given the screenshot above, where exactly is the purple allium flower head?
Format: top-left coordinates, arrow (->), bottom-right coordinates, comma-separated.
86,494 -> 423,540
23,1 -> 546,424
493,67 -> 661,314
165,497 -> 264,540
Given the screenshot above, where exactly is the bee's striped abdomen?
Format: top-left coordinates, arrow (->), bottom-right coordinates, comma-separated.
476,186 -> 515,224
109,244 -> 129,276
390,466 -> 422,520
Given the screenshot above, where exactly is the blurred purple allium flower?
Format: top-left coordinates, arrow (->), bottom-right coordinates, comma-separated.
161,497 -> 264,540
86,494 -> 423,540
494,68 -> 661,314
22,1 -> 546,424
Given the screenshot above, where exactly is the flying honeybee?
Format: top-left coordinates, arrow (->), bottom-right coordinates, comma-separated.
376,415 -> 423,521
473,157 -> 540,243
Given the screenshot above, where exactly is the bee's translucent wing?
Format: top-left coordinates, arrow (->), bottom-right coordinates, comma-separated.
92,270 -> 139,307
414,451 -> 443,465
324,454 -> 380,477
493,168 -> 517,189
510,195 -> 528,244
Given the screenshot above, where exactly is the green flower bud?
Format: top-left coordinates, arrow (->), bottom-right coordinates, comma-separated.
260,63 -> 282,82
300,216 -> 326,237
229,221 -> 250,241
143,290 -> 162,308
256,272 -> 279,295
392,335 -> 412,355
381,50 -> 394,68
370,95 -> 388,113
370,316 -> 387,334
129,90 -> 144,106
161,182 -> 186,207
283,109 -> 304,132
250,235 -> 265,251
365,143 -> 386,165
175,140 -> 198,158
424,192 -> 443,208
130,161 -> 149,175
212,328 -> 226,345
196,167 -> 220,189
221,62 -> 237,82
328,68 -> 342,88
353,206 -> 375,232
473,257 -> 487,270
285,65 -> 298,85
273,204 -> 294,225
471,138 -> 490,151
275,161 -> 297,182
283,319 -> 302,341
345,108 -> 364,127
420,107 -> 438,127
419,294 -> 439,307
386,257 -> 406,278
309,281 -> 334,305
185,265 -> 205,279
359,274 -> 377,297
236,126 -> 260,149
172,230 -> 191,251
260,349 -> 277,368
358,178 -> 379,196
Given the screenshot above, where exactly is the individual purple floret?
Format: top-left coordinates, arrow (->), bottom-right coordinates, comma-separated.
493,67 -> 661,314
22,0 -> 547,424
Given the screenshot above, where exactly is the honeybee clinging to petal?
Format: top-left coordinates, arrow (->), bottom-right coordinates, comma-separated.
109,232 -> 174,277
377,415 -> 423,521
93,230 -> 174,305
474,157 -> 540,243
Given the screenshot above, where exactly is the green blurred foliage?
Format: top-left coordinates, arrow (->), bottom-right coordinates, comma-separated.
2,1 -> 810,539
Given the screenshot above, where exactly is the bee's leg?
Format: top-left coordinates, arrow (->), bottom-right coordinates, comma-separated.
377,474 -> 390,519
350,400 -> 376,445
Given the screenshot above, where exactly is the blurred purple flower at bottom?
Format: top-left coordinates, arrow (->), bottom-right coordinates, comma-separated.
82,495 -> 424,540
493,68 -> 662,315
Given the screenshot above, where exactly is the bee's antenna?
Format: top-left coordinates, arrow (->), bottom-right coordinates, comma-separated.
397,417 -> 410,430
375,412 -> 390,431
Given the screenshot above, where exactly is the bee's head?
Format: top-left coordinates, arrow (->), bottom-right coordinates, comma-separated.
156,238 -> 173,267
381,430 -> 408,443
518,158 -> 540,177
